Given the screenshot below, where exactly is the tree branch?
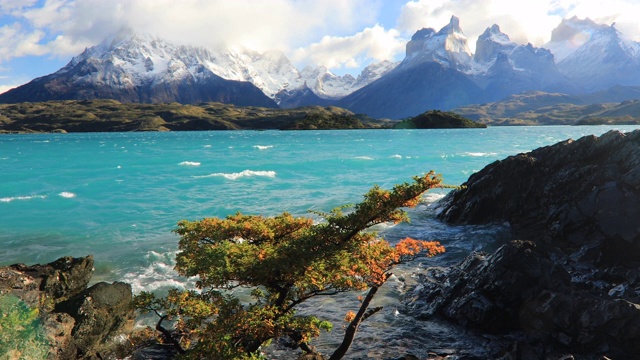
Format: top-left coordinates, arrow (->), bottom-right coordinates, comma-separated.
155,315 -> 185,354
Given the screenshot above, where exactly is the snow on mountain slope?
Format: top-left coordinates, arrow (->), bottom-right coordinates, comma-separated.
544,16 -> 640,91
78,30 -> 397,102
402,15 -> 473,70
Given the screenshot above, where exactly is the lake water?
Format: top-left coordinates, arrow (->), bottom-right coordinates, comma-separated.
1,126 -> 638,358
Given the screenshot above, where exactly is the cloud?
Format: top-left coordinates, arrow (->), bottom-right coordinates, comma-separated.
292,25 -> 405,70
3,0 -> 640,78
396,0 -> 640,52
12,0 -> 378,52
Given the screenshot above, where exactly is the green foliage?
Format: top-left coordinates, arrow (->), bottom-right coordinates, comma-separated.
135,172 -> 446,359
0,295 -> 49,360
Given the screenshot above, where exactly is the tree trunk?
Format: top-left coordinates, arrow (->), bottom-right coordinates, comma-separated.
328,284 -> 381,360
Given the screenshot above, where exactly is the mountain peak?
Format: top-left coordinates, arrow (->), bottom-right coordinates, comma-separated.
404,15 -> 472,68
549,16 -> 615,44
438,15 -> 463,36
474,24 -> 516,63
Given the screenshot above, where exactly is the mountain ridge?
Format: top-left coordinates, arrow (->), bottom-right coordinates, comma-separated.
2,16 -> 640,120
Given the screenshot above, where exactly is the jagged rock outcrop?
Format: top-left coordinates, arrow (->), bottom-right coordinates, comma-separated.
409,240 -> 640,358
437,129 -> 640,258
0,256 -> 134,359
411,130 -> 640,358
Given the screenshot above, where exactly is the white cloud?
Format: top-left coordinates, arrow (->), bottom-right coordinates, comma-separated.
2,0 -> 640,77
292,25 -> 405,70
14,0 -> 377,53
397,0 -> 640,53
0,0 -> 38,14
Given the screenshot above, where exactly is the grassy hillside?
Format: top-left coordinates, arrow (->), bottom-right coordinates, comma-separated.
0,100 -> 392,133
454,91 -> 640,125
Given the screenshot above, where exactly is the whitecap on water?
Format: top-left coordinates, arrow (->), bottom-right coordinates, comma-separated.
353,156 -> 374,160
120,250 -> 197,294
179,161 -> 201,166
253,145 -> 273,150
0,195 -> 47,203
390,154 -> 403,159
462,152 -> 498,157
59,192 -> 76,199
192,170 -> 276,180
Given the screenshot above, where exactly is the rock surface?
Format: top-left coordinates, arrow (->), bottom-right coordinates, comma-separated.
409,130 -> 640,358
0,256 -> 134,359
437,129 -> 640,258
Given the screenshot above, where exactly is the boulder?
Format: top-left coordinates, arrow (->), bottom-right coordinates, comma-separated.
0,256 -> 134,359
57,281 -> 135,358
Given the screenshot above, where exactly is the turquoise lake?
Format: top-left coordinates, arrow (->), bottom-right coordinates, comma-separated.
1,126 -> 638,295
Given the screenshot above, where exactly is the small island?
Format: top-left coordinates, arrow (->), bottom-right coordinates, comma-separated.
393,110 -> 487,129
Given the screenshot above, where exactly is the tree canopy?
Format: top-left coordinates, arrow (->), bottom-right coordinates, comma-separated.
135,171 -> 446,359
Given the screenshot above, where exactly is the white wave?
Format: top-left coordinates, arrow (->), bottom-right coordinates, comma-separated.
179,161 -> 201,166
423,192 -> 446,204
0,195 -> 47,203
253,145 -> 273,150
463,152 -> 498,157
122,250 -> 197,294
193,170 -> 276,180
390,154 -> 403,159
59,192 -> 76,199
353,156 -> 374,160
204,145 -> 212,148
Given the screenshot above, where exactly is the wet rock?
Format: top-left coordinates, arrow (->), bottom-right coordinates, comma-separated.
410,241 -> 570,331
409,241 -> 640,358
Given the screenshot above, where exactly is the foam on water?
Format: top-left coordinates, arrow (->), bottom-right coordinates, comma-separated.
58,192 -> 76,199
253,145 -> 273,150
353,156 -> 374,160
192,169 -> 277,180
179,161 -> 201,166
463,152 -> 498,157
0,195 -> 47,203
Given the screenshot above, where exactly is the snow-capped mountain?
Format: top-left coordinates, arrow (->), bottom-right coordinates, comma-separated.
0,29 -> 395,106
472,24 -> 577,98
0,31 -> 277,106
544,16 -> 640,91
337,16 -> 576,119
402,15 -> 473,70
3,16 -> 640,119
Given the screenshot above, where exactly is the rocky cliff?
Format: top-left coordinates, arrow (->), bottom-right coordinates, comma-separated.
408,130 -> 640,359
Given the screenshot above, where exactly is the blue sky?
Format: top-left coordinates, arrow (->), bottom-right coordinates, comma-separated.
1,0 -> 640,93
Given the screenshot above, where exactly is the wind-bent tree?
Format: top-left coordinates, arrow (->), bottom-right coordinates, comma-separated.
135,171 -> 446,359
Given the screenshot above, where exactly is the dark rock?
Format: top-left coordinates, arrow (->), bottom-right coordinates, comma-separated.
409,241 -> 570,332
0,255 -> 93,309
437,129 -> 640,259
411,131 -> 640,358
57,281 -> 135,358
410,241 -> 640,358
0,257 -> 134,359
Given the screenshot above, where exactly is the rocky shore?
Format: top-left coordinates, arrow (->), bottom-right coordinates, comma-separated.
0,255 -> 135,359
408,129 -> 640,359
